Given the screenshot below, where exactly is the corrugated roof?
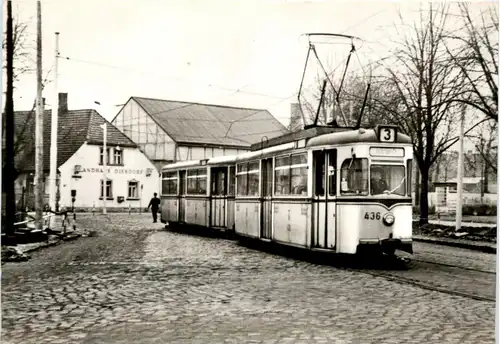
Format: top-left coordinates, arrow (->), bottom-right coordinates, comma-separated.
12,108 -> 136,172
131,97 -> 289,147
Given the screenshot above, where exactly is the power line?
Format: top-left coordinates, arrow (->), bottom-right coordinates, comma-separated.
60,55 -> 291,100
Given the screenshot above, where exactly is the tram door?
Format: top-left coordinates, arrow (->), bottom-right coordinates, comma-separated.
178,170 -> 186,223
313,149 -> 337,249
211,167 -> 227,228
260,158 -> 273,239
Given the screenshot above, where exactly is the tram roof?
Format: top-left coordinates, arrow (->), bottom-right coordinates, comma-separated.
161,154 -> 241,171
162,159 -> 204,170
161,126 -> 412,170
251,125 -> 412,151
250,126 -> 343,151
306,126 -> 412,148
207,154 -> 239,165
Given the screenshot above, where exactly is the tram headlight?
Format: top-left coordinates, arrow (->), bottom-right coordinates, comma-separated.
383,213 -> 395,226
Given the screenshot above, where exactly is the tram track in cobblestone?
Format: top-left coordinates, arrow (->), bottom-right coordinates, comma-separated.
358,268 -> 495,303
344,256 -> 496,303
159,229 -> 497,303
236,239 -> 496,303
406,257 -> 495,275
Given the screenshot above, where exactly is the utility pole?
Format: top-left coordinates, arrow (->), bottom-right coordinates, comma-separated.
4,0 -> 16,235
34,0 -> 44,230
48,32 -> 60,212
100,123 -> 107,214
455,105 -> 465,231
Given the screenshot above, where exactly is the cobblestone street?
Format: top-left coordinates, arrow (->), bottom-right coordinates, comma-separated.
2,214 -> 495,344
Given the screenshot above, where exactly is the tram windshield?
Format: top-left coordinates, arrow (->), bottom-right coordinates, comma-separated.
370,165 -> 406,196
340,158 -> 369,195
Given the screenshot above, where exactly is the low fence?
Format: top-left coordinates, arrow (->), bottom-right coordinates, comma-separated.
14,210 -> 77,234
413,192 -> 497,206
412,191 -> 497,215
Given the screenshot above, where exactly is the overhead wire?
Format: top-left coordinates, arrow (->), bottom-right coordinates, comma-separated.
62,9 -> 388,141
60,55 -> 290,100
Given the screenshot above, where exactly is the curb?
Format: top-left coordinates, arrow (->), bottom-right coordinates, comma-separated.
23,238 -> 62,253
413,235 -> 496,254
10,233 -> 84,255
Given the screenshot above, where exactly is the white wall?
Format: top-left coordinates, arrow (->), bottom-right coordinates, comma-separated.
58,142 -> 160,209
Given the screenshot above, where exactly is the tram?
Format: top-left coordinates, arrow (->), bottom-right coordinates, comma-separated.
160,124 -> 414,256
160,32 -> 414,256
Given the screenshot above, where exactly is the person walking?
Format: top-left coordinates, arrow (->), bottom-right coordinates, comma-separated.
147,193 -> 161,223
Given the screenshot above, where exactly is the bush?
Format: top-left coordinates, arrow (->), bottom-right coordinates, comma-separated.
463,204 -> 497,216
413,204 -> 496,216
412,205 -> 437,215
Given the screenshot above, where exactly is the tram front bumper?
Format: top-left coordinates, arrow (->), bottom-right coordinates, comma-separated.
358,238 -> 413,255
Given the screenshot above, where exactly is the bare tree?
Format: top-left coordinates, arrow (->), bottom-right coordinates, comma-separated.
2,11 -> 53,216
371,4 -> 468,225
467,119 -> 497,172
1,13 -> 35,85
466,119 -> 497,195
301,68 -> 382,127
445,3 -> 498,122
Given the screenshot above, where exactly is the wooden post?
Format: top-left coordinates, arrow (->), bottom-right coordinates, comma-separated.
34,1 -> 44,230
48,32 -> 60,212
455,105 -> 465,231
4,0 -> 16,235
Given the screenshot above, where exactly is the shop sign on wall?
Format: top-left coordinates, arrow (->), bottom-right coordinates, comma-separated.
80,167 -> 144,174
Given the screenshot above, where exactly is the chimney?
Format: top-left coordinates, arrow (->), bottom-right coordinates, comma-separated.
58,93 -> 68,113
289,103 -> 302,132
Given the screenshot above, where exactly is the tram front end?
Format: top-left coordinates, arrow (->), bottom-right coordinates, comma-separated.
336,129 -> 414,256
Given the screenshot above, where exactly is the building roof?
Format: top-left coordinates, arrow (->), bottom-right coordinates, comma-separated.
13,108 -> 136,172
129,96 -> 289,147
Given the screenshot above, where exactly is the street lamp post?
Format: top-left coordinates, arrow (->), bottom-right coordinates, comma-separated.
100,122 -> 107,215
94,101 -> 123,215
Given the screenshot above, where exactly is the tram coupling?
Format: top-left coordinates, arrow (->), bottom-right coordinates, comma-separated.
380,238 -> 413,255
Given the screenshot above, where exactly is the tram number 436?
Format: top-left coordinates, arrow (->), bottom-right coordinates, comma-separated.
364,212 -> 381,220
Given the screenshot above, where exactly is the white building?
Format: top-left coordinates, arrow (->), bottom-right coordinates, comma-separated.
13,93 -> 160,212
111,96 -> 289,169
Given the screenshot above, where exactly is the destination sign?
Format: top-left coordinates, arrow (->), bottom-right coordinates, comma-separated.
369,147 -> 405,158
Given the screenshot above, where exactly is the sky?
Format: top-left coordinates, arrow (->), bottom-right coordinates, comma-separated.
2,0 -> 496,152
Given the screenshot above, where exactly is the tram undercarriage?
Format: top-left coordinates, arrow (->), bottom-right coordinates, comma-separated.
358,238 -> 413,256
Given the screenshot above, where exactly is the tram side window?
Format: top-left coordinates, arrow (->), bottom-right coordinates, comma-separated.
162,172 -> 178,195
187,168 -> 207,195
211,169 -> 226,195
228,166 -> 236,196
236,162 -> 260,196
340,158 -> 368,195
236,164 -> 248,195
407,159 -> 412,197
328,152 -> 336,196
291,153 -> 308,195
275,153 -> 308,196
314,151 -> 325,196
247,162 -> 260,196
275,156 -> 290,195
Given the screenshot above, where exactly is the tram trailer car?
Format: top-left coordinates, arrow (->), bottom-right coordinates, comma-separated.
160,125 -> 413,256
160,155 -> 237,232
